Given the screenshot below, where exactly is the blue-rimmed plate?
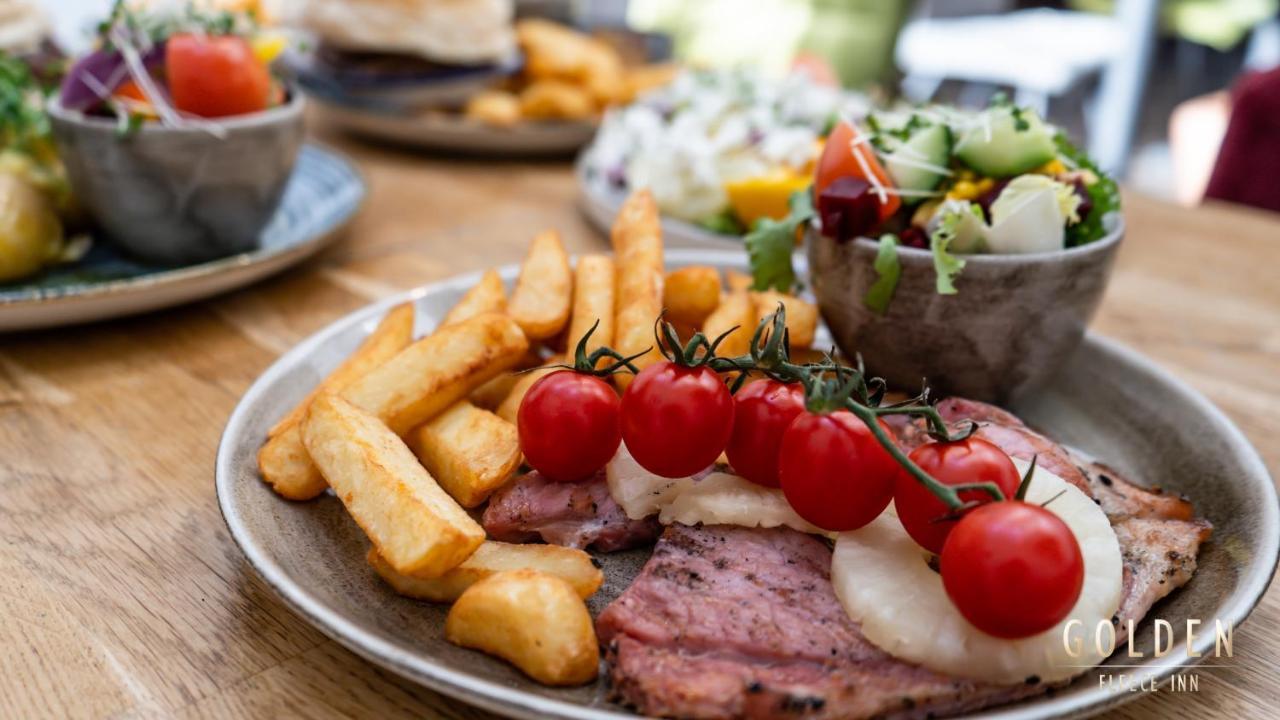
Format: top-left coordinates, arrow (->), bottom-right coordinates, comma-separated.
0,144 -> 365,333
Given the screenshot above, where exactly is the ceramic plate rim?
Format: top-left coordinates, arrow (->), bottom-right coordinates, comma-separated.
0,142 -> 366,311
216,250 -> 1278,720
317,100 -> 598,155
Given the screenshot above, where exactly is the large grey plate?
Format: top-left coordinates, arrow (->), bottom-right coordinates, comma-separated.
216,250 -> 1278,720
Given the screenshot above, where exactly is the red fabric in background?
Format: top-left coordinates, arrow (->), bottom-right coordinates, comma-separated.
1205,66 -> 1280,213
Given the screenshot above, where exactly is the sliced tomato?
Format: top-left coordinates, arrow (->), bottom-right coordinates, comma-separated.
814,120 -> 901,222
166,34 -> 272,118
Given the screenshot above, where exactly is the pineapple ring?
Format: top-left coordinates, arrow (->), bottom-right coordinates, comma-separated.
831,461 -> 1123,684
606,446 -> 822,534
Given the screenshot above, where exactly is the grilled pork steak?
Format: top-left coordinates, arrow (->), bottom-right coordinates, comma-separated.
597,525 -> 1046,720
896,397 -> 1212,633
481,470 -> 660,552
598,399 -> 1210,718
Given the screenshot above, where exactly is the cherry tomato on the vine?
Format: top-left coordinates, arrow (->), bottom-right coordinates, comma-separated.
940,501 -> 1084,639
518,370 -> 621,482
894,437 -> 1021,554
778,410 -> 898,531
620,361 -> 734,478
725,379 -> 806,488
167,34 -> 272,118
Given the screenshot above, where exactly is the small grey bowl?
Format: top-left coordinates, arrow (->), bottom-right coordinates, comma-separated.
47,92 -> 305,266
808,219 -> 1124,404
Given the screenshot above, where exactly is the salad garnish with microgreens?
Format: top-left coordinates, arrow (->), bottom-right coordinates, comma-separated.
746,95 -> 1121,311
58,0 -> 289,135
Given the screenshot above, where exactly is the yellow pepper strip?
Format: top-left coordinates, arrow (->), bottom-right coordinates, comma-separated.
251,32 -> 289,65
725,171 -> 812,228
1033,158 -> 1067,175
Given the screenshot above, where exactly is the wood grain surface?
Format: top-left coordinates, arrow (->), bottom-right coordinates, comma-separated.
1,117 -> 1276,719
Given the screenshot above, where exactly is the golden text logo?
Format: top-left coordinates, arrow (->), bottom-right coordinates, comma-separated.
1062,618 -> 1233,659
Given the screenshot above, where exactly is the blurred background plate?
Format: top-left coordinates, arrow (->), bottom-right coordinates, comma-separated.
218,250 -> 1277,720
0,144 -> 365,333
575,154 -> 740,249
283,47 -> 526,113
316,99 -> 599,156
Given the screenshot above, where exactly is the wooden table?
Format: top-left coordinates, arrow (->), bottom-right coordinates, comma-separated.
2,121 -> 1277,720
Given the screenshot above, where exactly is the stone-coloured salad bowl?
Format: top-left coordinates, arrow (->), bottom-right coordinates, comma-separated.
47,91 -> 305,266
808,219 -> 1124,404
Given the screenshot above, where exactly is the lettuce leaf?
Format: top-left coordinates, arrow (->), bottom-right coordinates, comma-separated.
863,234 -> 901,314
1055,132 -> 1120,246
699,208 -> 745,235
745,189 -> 814,293
930,209 -> 969,294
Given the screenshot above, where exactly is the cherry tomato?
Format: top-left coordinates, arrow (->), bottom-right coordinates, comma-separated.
518,370 -> 621,482
894,438 -> 1022,554
940,501 -> 1084,639
778,410 -> 897,531
814,121 -> 901,223
790,52 -> 839,88
166,34 -> 271,118
620,361 -> 734,478
725,379 -> 806,488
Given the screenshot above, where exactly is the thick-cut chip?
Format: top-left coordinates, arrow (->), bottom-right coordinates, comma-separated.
726,270 -> 754,293
445,570 -> 599,686
344,312 -> 529,436
567,254 -> 615,359
519,80 -> 596,120
269,302 -> 416,438
409,401 -> 521,508
259,303 -> 415,501
497,360 -> 561,425
301,394 -> 485,576
663,266 -> 721,328
611,191 -> 664,390
471,372 -> 521,410
464,90 -> 521,127
507,230 -> 572,340
702,290 -> 755,359
753,290 -> 819,348
471,350 -> 546,410
368,542 -> 603,602
443,269 -> 506,327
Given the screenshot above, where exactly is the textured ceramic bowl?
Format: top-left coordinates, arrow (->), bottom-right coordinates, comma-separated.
47,92 -> 305,266
808,219 -> 1124,403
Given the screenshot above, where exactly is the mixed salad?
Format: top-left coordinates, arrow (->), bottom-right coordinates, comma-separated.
586,68 -> 872,234
747,95 -> 1121,310
58,1 -> 288,131
0,53 -> 83,283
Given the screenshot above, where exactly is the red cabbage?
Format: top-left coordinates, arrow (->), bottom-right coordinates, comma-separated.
58,44 -> 165,111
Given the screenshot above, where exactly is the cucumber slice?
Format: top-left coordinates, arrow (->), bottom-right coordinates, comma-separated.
883,123 -> 951,202
954,106 -> 1056,178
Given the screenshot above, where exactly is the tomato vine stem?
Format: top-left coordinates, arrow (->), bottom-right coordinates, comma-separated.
702,304 -> 1005,510
554,307 -> 1009,511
